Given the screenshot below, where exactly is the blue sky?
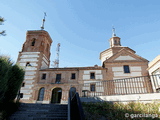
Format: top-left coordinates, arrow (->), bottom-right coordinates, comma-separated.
1,0 -> 160,67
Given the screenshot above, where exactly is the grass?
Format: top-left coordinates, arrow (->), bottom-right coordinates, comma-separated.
0,101 -> 20,120
82,102 -> 160,120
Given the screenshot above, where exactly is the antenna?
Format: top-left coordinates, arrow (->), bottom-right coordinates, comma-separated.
53,43 -> 60,68
41,12 -> 47,30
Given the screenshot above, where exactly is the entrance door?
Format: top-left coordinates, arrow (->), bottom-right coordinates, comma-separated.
51,88 -> 62,103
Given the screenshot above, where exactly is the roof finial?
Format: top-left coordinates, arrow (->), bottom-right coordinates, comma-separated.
112,26 -> 116,37
41,12 -> 47,30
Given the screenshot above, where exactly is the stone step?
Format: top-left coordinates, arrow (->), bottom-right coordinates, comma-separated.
10,114 -> 67,117
18,103 -> 67,106
17,109 -> 67,112
18,106 -> 67,109
14,110 -> 67,113
8,103 -> 68,120
18,107 -> 67,109
19,106 -> 67,108
18,106 -> 67,108
11,112 -> 67,115
19,104 -> 66,106
11,111 -> 68,114
17,108 -> 66,110
9,117 -> 67,120
18,108 -> 67,110
20,103 -> 67,106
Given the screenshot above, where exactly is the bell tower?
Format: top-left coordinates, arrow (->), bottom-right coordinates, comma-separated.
100,27 -> 122,64
21,30 -> 52,68
17,30 -> 52,103
16,13 -> 53,103
109,27 -> 121,48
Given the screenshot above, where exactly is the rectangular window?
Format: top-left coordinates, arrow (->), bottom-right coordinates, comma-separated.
71,73 -> 76,79
123,65 -> 130,73
56,74 -> 61,83
41,73 -> 46,80
90,72 -> 95,79
90,84 -> 96,91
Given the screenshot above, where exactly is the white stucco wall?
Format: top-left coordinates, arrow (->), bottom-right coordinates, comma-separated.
83,70 -> 103,80
148,55 -> 160,75
98,93 -> 160,103
25,71 -> 36,75
20,54 -> 39,58
18,52 -> 41,101
41,60 -> 48,69
100,50 -> 112,63
115,55 -> 136,61
148,61 -> 160,75
22,94 -> 32,99
112,66 -> 142,79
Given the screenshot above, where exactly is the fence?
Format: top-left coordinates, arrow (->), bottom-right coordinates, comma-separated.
78,74 -> 160,97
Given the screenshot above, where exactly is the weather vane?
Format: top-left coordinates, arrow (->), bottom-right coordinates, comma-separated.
112,26 -> 116,37
41,12 -> 47,30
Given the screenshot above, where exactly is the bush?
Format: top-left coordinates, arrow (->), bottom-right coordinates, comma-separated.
0,101 -> 20,120
0,56 -> 12,102
0,56 -> 24,119
82,102 -> 160,120
0,56 -> 24,103
4,64 -> 24,102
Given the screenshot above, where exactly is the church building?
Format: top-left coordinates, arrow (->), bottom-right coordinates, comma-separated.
17,27 -> 149,104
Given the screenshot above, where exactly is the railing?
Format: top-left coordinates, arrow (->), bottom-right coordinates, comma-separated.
78,74 -> 160,97
68,87 -> 85,120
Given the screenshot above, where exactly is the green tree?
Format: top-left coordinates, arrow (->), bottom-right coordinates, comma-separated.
4,64 -> 24,102
0,56 -> 12,102
0,16 -> 6,36
0,56 -> 24,103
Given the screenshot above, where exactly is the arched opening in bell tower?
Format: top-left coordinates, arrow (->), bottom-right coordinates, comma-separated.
31,38 -> 36,46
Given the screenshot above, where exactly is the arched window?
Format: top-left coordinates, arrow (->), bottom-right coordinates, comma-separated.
37,87 -> 45,101
31,38 -> 36,46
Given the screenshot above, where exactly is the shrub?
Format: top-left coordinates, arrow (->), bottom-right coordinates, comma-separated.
0,101 -> 20,120
0,56 -> 24,103
4,64 -> 24,102
0,56 -> 24,119
82,102 -> 160,120
0,56 -> 13,102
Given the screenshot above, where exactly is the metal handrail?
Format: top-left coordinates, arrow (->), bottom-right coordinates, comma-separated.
68,87 -> 85,120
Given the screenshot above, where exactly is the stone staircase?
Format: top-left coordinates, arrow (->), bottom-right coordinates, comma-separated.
8,103 -> 68,120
